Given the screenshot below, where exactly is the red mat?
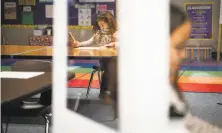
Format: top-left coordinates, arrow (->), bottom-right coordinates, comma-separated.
68,79 -> 100,88
68,80 -> 222,93
179,83 -> 222,93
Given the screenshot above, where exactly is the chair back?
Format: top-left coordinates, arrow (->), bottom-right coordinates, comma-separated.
11,60 -> 52,72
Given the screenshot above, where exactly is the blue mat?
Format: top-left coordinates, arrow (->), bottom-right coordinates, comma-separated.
180,66 -> 222,71
70,63 -> 98,68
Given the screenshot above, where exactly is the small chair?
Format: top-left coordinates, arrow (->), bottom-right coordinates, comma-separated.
86,66 -> 103,98
11,60 -> 52,108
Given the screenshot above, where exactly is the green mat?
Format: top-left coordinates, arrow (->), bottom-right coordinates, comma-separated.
1,66 -> 11,71
179,71 -> 222,77
69,68 -> 94,73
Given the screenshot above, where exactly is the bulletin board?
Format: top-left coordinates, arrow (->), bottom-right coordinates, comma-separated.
1,0 -> 116,27
184,2 -> 214,40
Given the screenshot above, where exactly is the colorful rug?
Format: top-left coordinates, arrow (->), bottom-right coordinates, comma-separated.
1,59 -> 222,93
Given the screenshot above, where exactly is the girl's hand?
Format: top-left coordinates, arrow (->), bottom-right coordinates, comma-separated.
104,42 -> 115,48
69,40 -> 79,47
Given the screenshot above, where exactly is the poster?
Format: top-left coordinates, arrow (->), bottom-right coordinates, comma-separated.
4,2 -> 17,20
19,0 -> 36,5
96,4 -> 107,13
45,5 -> 53,18
78,8 -> 91,26
22,6 -> 33,24
22,12 -> 34,24
185,3 -> 213,39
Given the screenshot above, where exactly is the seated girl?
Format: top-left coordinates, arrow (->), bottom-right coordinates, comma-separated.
71,11 -> 118,47
71,11 -> 119,119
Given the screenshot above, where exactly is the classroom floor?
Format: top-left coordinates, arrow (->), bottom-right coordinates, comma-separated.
68,60 -> 222,93
1,59 -> 222,133
2,92 -> 222,133
2,59 -> 222,93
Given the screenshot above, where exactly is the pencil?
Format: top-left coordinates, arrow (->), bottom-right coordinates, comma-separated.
69,32 -> 75,41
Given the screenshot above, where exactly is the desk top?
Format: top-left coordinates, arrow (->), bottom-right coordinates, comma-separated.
1,72 -> 75,104
1,45 -> 117,57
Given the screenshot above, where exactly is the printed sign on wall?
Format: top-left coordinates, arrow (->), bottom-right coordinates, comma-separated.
4,2 -> 17,20
185,3 -> 213,39
78,8 -> 91,26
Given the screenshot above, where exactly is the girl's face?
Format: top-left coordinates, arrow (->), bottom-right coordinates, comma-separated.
98,20 -> 109,30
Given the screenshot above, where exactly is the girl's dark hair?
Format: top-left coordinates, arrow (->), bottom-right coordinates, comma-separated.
170,4 -> 190,34
93,11 -> 117,34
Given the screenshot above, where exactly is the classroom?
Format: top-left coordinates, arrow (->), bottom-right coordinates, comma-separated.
1,0 -> 222,132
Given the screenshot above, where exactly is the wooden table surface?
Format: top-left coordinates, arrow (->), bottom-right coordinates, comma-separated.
1,72 -> 75,104
1,72 -> 52,104
1,45 -> 117,57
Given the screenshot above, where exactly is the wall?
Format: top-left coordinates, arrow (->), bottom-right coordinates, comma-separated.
1,27 -> 93,45
2,0 -> 222,52
172,0 -> 221,52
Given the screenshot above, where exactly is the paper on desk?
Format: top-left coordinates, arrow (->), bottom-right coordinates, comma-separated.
76,47 -> 101,50
0,71 -> 45,79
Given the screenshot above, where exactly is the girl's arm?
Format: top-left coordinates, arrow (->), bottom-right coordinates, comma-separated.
77,36 -> 94,47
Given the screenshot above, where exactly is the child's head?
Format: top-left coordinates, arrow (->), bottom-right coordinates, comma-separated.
93,11 -> 117,34
170,4 -> 191,85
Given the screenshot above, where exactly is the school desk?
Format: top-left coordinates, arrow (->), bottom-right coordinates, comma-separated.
1,45 -> 117,59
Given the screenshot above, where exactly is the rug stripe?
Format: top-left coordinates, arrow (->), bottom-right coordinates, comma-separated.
179,83 -> 222,92
180,66 -> 222,71
178,76 -> 222,84
74,73 -> 102,80
69,68 -> 94,73
179,71 -> 222,77
68,79 -> 100,88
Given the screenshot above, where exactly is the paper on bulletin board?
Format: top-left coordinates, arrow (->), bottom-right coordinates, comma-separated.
78,8 -> 91,26
45,5 -> 53,18
19,0 -> 36,5
22,12 -> 34,24
4,2 -> 17,20
23,6 -> 32,12
96,4 -> 107,13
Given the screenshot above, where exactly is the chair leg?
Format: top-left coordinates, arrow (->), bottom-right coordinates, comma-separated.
1,123 -> 3,133
97,70 -> 102,89
86,69 -> 97,98
74,94 -> 81,112
43,113 -> 52,133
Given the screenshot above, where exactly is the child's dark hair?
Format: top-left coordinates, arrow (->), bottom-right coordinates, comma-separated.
170,4 -> 190,34
93,11 -> 117,34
